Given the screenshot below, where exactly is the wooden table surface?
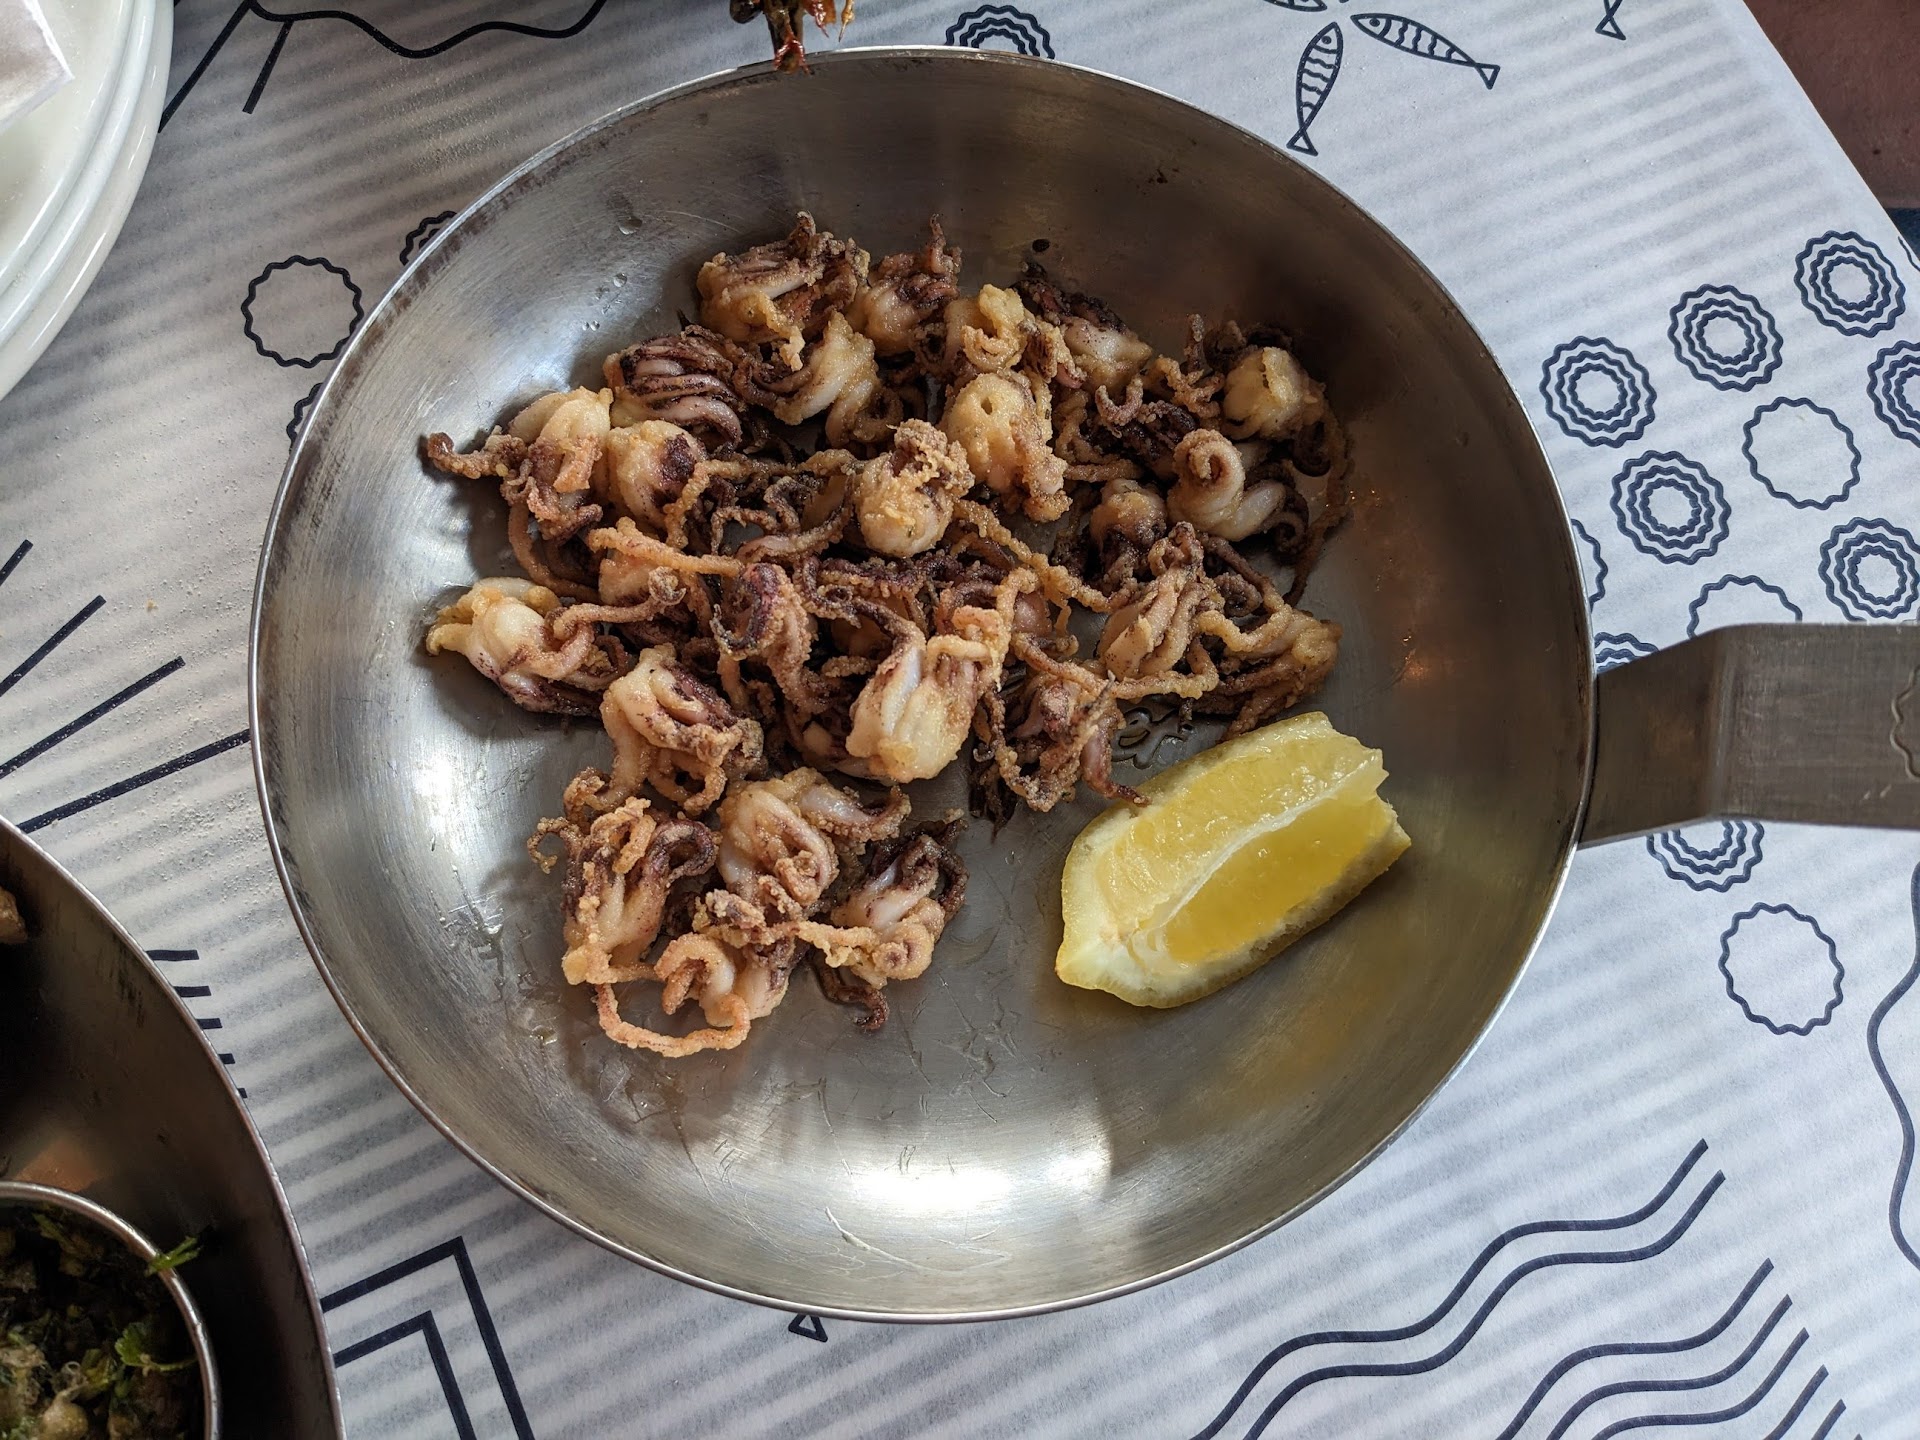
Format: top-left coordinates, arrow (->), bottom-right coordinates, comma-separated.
1748,0 -> 1919,212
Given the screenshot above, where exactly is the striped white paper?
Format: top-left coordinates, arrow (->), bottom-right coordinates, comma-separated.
2,1 -> 1918,1434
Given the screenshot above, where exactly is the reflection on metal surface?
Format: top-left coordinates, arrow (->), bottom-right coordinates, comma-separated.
253,47 -> 1593,1319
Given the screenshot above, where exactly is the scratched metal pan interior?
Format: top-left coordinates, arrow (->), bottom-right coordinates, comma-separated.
251,47 -> 1589,1320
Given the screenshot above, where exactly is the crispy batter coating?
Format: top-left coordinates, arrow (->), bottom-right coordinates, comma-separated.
422,215 -> 1350,1056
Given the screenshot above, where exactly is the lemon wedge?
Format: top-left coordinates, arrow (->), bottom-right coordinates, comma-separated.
1056,712 -> 1410,1007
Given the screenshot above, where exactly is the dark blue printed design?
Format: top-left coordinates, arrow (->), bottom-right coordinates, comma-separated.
1288,22 -> 1343,155
1718,903 -> 1843,1036
402,210 -> 457,266
288,381 -> 325,448
0,552 -> 251,837
1819,518 -> 1920,620
1540,337 -> 1656,447
16,733 -> 252,835
1866,863 -> 1920,1272
148,950 -> 247,1098
1609,452 -> 1729,564
1546,1303 -> 1804,1440
322,1236 -> 533,1440
1570,517 -> 1607,608
1686,574 -> 1802,636
1794,231 -> 1907,336
1668,285 -> 1783,391
945,5 -> 1055,57
1593,633 -> 1654,673
1868,340 -> 1920,447
1597,0 -> 1625,39
1264,0 -> 1330,9
1582,1335 -> 1813,1440
1495,1262 -> 1774,1439
1351,15 -> 1498,86
1740,397 -> 1860,510
1192,1143 -> 1722,1440
788,1313 -> 828,1342
161,1 -> 609,130
1646,822 -> 1763,892
242,256 -> 364,369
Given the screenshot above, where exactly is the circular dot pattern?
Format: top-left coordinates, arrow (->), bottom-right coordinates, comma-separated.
1610,451 -> 1730,563
1539,337 -> 1656,447
1668,285 -> 1782,391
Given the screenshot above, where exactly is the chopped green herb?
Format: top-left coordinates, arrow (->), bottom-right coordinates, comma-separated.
142,1239 -> 199,1279
0,1205 -> 200,1438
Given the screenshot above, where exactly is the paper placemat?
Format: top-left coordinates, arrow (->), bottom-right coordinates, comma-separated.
3,1 -> 1918,1434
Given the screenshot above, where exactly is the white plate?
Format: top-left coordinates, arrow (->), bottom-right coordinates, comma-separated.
0,0 -> 167,402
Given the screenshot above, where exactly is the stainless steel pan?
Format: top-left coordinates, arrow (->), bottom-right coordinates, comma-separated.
251,48 -> 1920,1321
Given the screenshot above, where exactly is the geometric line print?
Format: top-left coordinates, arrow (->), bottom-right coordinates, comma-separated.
0,562 -> 251,836
161,0 -> 610,130
334,1312 -> 476,1439
1541,337 -> 1656,447
944,4 -> 1056,58
1718,903 -> 1843,1037
1794,230 -> 1906,337
788,1313 -> 829,1342
1867,863 -> 1920,1274
15,731 -> 253,835
1741,397 -> 1860,511
321,1236 -> 534,1440
1819,517 -> 1920,620
1668,284 -> 1783,391
1597,0 -> 1626,40
1869,340 -> 1920,448
148,949 -> 247,1098
0,593 -> 104,702
1610,451 -> 1729,563
1646,821 -> 1764,892
1192,1141 -> 1724,1439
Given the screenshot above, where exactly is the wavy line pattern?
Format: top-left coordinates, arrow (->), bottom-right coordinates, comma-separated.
1493,1260 -> 1772,1439
1544,1299 -> 1792,1439
1588,1329 -> 1806,1437
1239,1177 -> 1725,1438
1759,1367 -> 1832,1440
1192,1141 -> 1712,1440
161,0 -> 608,129
1866,861 -> 1920,1272
1808,1398 -> 1850,1439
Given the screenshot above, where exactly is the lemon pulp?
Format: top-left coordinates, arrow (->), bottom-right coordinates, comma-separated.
1056,711 -> 1410,1007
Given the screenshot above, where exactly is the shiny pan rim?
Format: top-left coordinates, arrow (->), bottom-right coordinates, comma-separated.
249,44 -> 1591,1323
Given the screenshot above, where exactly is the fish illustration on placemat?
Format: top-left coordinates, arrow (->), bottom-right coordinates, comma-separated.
1351,14 -> 1499,87
1288,21 -> 1343,155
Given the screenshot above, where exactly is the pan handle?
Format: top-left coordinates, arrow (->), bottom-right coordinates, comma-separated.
1582,623 -> 1920,844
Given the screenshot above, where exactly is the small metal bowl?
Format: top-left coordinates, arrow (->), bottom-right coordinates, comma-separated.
0,818 -> 342,1434
0,1179 -> 220,1438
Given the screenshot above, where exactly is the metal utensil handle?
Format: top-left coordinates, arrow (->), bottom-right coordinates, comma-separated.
1583,623 -> 1920,844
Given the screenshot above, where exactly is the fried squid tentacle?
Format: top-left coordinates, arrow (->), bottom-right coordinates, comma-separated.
426,578 -> 618,715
